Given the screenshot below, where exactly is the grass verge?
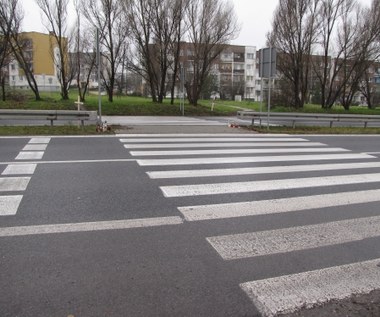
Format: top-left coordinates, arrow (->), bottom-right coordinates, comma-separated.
0,125 -> 118,136
248,125 -> 380,134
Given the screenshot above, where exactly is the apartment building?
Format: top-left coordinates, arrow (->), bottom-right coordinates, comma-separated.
8,32 -> 63,92
177,42 -> 260,101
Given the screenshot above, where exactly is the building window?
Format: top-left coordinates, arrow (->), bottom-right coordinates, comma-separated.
247,53 -> 255,59
11,64 -> 16,70
48,78 -> 53,84
19,76 -> 23,81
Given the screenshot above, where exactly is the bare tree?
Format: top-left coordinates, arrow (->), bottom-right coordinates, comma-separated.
126,0 -> 186,103
312,0 -> 347,108
0,0 -> 42,100
184,0 -> 239,106
355,0 -> 380,109
169,0 -> 188,105
36,0 -> 73,100
0,0 -> 13,101
72,0 -> 97,102
268,0 -> 321,109
82,0 -> 129,102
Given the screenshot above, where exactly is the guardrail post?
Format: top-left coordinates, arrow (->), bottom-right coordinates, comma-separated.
330,121 -> 333,128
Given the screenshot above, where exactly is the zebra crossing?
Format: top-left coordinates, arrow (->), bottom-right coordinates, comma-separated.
0,137 -> 50,216
119,133 -> 380,316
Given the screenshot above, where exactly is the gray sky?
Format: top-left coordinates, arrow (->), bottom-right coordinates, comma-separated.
20,0 -> 374,49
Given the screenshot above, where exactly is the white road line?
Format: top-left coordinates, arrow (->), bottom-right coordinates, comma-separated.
15,151 -> 44,160
148,162 -> 380,179
121,137 -> 308,143
29,137 -> 51,144
0,195 -> 23,216
22,144 -> 48,151
118,133 -> 291,137
115,133 -> 290,139
160,172 -> 380,197
130,147 -> 348,157
0,159 -> 137,166
1,164 -> 37,175
207,215 -> 380,260
240,258 -> 380,317
0,216 -> 184,237
124,142 -> 326,149
0,177 -> 30,192
179,189 -> 380,221
137,153 -> 374,166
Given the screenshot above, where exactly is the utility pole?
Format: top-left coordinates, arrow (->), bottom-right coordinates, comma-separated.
97,28 -> 102,124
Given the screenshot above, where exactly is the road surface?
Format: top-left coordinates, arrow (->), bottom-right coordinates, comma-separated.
1,132 -> 380,316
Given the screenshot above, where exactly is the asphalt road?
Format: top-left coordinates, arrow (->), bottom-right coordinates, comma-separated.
1,131 -> 380,317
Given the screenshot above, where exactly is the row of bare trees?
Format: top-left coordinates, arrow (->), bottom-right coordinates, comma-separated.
125,0 -> 239,106
0,0 -> 239,106
269,0 -> 380,110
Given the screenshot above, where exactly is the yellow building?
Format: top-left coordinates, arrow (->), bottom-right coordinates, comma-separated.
9,31 -> 66,92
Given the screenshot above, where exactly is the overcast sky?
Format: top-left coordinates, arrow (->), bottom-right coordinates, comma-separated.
20,0 -> 374,49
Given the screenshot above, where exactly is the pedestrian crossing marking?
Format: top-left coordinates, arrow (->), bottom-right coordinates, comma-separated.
178,188 -> 380,221
206,215 -> 380,260
0,177 -> 30,192
137,153 -> 375,166
2,164 -> 37,175
124,142 -> 326,149
121,134 -> 380,313
148,161 -> 380,179
22,144 -> 48,151
28,137 -> 51,144
0,195 -> 23,216
161,172 -> 380,197
15,151 -> 44,160
130,147 -> 348,157
240,258 -> 380,317
121,137 -> 309,143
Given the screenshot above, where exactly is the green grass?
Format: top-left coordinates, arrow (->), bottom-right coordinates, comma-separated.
249,125 -> 380,134
0,125 -> 117,135
2,89 -> 380,135
1,90 -> 243,115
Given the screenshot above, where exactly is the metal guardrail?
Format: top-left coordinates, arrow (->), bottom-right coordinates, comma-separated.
237,110 -> 380,128
0,109 -> 97,126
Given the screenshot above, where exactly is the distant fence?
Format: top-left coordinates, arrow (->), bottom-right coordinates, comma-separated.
0,109 -> 97,126
237,111 -> 380,128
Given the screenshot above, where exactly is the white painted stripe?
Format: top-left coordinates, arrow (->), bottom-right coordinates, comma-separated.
0,195 -> 23,216
207,215 -> 380,260
0,216 -> 183,237
161,172 -> 380,197
29,137 -> 51,144
15,152 -> 44,160
121,137 -> 308,143
148,162 -> 380,179
0,159 -> 137,166
240,259 -> 380,317
22,144 -> 48,151
118,133 -> 291,137
125,142 -> 325,149
119,134 -> 295,138
2,164 -> 37,175
138,153 -> 374,166
131,147 -> 348,157
0,177 -> 30,192
179,189 -> 380,221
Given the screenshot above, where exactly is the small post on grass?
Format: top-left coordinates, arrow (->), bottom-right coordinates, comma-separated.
75,96 -> 84,127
